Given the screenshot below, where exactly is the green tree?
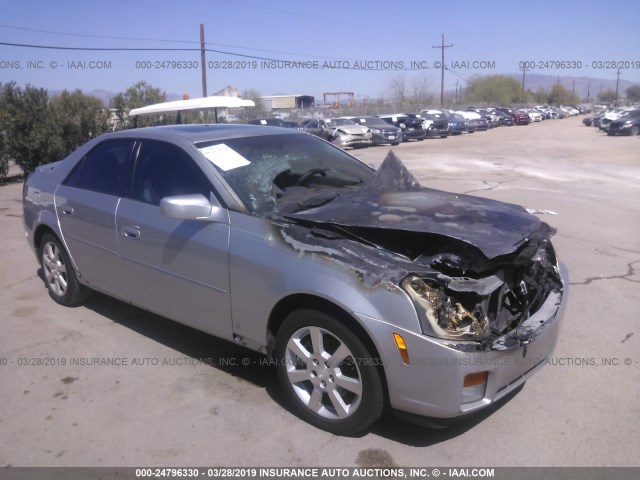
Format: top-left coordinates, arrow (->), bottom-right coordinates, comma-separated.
598,89 -> 617,104
49,90 -> 111,159
532,87 -> 548,104
547,84 -> 579,106
0,82 -> 58,175
111,81 -> 167,129
625,85 -> 640,103
464,75 -> 522,105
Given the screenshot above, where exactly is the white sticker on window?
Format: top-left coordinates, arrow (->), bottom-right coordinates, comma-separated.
199,144 -> 251,171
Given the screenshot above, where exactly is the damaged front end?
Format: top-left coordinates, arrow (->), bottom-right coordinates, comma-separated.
282,151 -> 565,351
400,229 -> 563,349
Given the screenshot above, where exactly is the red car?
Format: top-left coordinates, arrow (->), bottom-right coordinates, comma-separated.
496,107 -> 530,125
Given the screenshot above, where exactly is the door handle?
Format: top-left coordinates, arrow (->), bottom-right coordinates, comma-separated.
121,226 -> 141,239
61,207 -> 74,216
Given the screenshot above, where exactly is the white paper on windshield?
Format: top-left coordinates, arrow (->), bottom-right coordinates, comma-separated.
199,144 -> 250,171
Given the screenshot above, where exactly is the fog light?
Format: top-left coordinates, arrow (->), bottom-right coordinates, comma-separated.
393,333 -> 410,365
461,371 -> 488,404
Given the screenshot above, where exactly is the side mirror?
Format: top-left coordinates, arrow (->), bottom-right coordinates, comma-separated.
160,194 -> 227,223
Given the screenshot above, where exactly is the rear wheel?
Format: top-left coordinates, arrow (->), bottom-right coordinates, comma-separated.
275,309 -> 384,435
629,125 -> 640,136
39,234 -> 90,306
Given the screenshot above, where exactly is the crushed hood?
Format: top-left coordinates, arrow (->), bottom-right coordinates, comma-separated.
328,124 -> 369,135
285,152 -> 545,259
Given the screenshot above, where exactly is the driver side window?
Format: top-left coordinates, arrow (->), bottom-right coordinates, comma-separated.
131,141 -> 212,205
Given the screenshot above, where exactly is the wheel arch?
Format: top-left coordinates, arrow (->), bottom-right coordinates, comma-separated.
33,224 -> 59,251
266,293 -> 389,399
34,225 -> 83,283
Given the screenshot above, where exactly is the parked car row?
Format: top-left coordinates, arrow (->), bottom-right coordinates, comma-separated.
247,104 -> 581,149
583,106 -> 640,136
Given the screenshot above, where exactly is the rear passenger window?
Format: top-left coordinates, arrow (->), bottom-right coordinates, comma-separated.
65,140 -> 132,195
131,141 -> 212,205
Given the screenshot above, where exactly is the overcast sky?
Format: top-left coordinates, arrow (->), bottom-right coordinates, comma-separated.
1,0 -> 639,99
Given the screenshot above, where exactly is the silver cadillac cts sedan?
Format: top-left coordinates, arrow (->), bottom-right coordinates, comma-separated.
23,124 -> 568,435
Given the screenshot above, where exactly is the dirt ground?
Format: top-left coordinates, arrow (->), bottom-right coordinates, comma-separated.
1,117 -> 638,467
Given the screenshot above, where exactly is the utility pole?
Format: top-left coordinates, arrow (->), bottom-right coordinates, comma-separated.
521,66 -> 529,104
614,68 -> 621,107
586,81 -> 590,102
433,33 -> 453,108
200,24 -> 207,97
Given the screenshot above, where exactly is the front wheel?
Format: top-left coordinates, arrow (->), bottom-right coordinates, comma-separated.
275,309 -> 384,435
629,125 -> 640,136
39,234 -> 91,306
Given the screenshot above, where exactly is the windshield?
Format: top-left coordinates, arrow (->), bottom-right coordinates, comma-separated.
621,109 -> 640,118
196,133 -> 374,216
353,117 -> 388,126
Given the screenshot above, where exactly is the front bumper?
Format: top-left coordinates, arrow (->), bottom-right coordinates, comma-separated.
359,262 -> 569,419
331,134 -> 372,148
371,130 -> 401,145
402,128 -> 427,141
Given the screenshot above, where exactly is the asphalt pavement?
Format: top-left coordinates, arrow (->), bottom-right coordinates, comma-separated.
1,117 -> 638,467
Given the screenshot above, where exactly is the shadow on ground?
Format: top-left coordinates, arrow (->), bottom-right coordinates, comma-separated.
66,287 -> 521,446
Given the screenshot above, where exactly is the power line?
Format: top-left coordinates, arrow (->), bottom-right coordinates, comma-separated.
105,0 -> 397,45
0,23 -> 344,60
0,23 -> 199,44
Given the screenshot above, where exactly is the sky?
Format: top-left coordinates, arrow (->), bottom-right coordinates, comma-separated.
1,0 -> 639,102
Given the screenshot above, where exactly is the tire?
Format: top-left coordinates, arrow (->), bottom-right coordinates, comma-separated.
630,126 -> 640,136
275,309 -> 385,436
39,234 -> 91,306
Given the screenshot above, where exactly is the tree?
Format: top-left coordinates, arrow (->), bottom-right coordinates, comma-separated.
0,84 -> 112,177
111,81 -> 167,129
598,89 -> 617,104
464,75 -> 522,106
0,82 -> 58,175
532,86 -> 548,104
388,74 -> 408,106
625,85 -> 640,103
547,84 -> 579,106
0,83 -> 9,180
410,76 -> 435,108
49,90 -> 111,159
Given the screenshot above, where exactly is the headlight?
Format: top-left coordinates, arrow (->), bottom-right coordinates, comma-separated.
622,122 -> 632,128
371,128 -> 380,134
401,276 -> 490,341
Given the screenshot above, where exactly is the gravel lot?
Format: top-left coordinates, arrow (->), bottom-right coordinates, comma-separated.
1,117 -> 638,467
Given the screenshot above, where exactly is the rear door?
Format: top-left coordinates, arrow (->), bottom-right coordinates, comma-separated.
115,140 -> 232,337
55,139 -> 134,296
